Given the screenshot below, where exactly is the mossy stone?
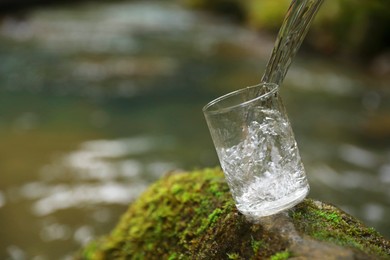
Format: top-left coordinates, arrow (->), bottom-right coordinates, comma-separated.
79,168 -> 390,259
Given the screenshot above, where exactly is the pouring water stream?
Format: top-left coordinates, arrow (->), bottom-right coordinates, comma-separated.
257,0 -> 324,92
248,0 -> 324,120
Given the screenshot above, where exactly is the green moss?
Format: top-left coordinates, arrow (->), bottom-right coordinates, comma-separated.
79,168 -> 389,259
79,168 -> 289,259
171,183 -> 183,194
227,252 -> 240,259
196,208 -> 224,234
269,250 -> 290,260
251,238 -> 263,254
167,252 -> 178,260
290,200 -> 390,258
313,209 -> 341,224
209,182 -> 224,197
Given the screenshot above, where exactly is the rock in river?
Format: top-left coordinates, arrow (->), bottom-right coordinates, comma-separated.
79,168 -> 390,259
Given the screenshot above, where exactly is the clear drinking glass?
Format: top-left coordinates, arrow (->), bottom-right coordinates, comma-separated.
203,83 -> 309,220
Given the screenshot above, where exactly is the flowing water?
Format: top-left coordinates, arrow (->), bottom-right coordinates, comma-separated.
260,0 -> 324,86
0,2 -> 389,259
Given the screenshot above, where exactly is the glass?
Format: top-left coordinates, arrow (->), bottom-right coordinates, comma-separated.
203,83 -> 309,220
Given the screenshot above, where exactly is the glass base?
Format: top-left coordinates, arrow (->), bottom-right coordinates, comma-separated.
237,185 -> 309,221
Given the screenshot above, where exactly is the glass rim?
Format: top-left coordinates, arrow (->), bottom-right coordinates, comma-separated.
203,83 -> 279,115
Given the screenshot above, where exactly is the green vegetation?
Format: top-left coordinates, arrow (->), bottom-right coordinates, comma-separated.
79,168 -> 390,259
250,238 -> 263,254
269,250 -> 290,260
290,200 -> 390,257
226,252 -> 240,259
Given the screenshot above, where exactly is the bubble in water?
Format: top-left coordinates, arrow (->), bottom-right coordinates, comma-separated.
217,109 -> 309,219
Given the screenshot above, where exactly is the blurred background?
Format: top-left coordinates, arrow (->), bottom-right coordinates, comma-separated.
0,0 -> 389,259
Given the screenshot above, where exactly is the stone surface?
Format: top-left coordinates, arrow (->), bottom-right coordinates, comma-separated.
79,168 -> 390,259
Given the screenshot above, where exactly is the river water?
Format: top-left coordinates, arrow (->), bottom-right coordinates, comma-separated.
0,2 -> 389,259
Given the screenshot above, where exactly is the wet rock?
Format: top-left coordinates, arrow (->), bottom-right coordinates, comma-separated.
79,168 -> 390,259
